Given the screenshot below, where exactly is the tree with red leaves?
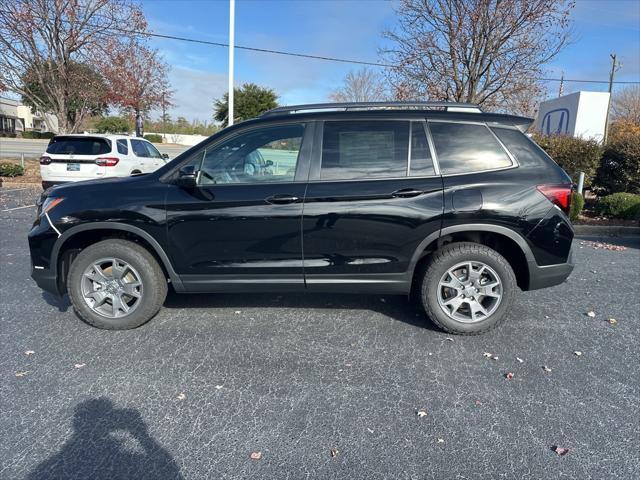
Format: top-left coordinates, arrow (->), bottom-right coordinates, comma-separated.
100,39 -> 173,137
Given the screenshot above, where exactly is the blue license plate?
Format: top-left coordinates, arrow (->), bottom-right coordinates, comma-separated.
67,163 -> 80,171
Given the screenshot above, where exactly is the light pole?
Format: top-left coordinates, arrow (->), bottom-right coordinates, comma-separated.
228,0 -> 235,126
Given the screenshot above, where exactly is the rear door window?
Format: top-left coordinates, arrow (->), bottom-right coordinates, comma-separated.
46,137 -> 111,155
428,122 -> 512,175
320,121 -> 409,180
116,139 -> 129,155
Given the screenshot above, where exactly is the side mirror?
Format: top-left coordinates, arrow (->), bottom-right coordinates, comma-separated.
162,153 -> 170,160
176,165 -> 197,189
264,160 -> 274,167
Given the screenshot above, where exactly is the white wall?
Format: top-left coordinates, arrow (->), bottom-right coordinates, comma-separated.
146,132 -> 209,146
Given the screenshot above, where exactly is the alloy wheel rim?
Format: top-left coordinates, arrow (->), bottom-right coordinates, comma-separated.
436,261 -> 502,323
81,258 -> 143,318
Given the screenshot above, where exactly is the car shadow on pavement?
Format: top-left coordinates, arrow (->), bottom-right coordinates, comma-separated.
163,291 -> 441,332
42,292 -> 71,312
27,398 -> 184,480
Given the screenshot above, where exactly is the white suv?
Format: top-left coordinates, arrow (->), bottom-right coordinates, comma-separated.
40,134 -> 168,189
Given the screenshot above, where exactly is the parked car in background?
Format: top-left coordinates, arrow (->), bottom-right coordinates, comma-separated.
29,102 -> 574,334
40,134 -> 169,189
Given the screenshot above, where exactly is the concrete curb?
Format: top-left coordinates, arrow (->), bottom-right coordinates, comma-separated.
574,224 -> 640,237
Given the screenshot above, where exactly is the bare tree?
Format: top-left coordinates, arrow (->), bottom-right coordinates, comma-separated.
330,68 -> 388,102
0,0 -> 145,133
382,0 -> 574,111
611,85 -> 640,124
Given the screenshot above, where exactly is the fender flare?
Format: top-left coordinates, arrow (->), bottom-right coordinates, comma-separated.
50,222 -> 184,291
408,223 -> 536,275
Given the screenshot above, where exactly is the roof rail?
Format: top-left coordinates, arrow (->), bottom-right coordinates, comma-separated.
261,101 -> 482,117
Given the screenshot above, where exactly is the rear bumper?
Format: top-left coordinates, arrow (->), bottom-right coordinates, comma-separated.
527,246 -> 574,290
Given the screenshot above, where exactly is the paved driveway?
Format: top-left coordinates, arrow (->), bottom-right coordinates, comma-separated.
1,186 -> 638,479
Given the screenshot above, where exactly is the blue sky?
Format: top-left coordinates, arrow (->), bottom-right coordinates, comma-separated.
141,0 -> 640,122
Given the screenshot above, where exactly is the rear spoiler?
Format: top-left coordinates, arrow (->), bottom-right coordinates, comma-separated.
511,117 -> 534,133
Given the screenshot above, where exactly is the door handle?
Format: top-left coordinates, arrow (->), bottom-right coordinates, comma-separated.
265,194 -> 300,205
391,188 -> 424,198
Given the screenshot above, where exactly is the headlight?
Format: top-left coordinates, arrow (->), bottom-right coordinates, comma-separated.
41,197 -> 64,216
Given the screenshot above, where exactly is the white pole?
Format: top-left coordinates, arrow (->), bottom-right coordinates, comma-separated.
577,172 -> 585,195
228,0 -> 235,126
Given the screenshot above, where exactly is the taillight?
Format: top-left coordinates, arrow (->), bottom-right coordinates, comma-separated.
95,157 -> 119,167
39,156 -> 52,165
537,184 -> 572,215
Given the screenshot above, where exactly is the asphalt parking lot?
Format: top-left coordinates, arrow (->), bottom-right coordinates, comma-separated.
1,185 -> 639,480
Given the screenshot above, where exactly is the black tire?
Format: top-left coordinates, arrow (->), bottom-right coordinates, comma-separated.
418,242 -> 517,335
67,239 -> 167,330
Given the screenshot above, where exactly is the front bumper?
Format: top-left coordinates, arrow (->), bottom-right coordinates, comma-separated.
527,246 -> 574,290
31,266 -> 61,296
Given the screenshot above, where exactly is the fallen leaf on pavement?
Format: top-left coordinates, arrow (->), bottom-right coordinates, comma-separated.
608,318 -> 617,325
367,428 -> 374,434
543,366 -> 552,372
475,400 -> 482,405
215,385 -> 223,390
417,410 -> 428,417
573,351 -> 582,356
177,393 -> 186,400
492,356 -> 499,361
250,451 -> 262,460
74,363 -> 86,369
483,352 -> 492,357
553,446 -> 570,456
505,372 -> 514,380
24,350 -> 35,356
330,447 -> 339,458
516,357 -> 524,363
586,311 -> 596,318
445,338 -> 454,342
437,438 -> 445,443
15,371 -> 30,377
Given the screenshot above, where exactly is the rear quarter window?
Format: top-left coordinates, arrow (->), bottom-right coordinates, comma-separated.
47,137 -> 111,155
491,127 -> 555,168
116,139 -> 129,155
429,122 -> 512,175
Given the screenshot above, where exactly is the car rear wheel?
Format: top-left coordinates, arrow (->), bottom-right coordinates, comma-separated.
67,239 -> 167,330
419,242 -> 517,335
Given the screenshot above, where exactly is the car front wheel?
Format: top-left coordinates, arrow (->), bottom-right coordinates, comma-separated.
67,239 -> 167,330
419,242 -> 517,335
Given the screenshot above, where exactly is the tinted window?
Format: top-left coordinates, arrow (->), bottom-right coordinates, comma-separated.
129,140 -> 162,159
193,124 -> 304,184
491,127 -> 549,168
116,139 -> 128,155
321,121 -> 409,180
429,122 -> 512,174
46,137 -> 111,155
409,122 -> 435,176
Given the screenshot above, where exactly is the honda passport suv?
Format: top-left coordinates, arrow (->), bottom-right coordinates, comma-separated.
28,102 -> 574,334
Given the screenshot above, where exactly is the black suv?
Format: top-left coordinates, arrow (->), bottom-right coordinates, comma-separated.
29,102 -> 574,334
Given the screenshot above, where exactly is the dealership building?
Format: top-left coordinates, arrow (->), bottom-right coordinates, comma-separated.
0,97 -> 58,136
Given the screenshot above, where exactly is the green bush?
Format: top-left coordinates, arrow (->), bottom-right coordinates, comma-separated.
569,191 -> 584,222
21,131 -> 55,139
594,133 -> 640,195
94,116 -> 131,134
0,162 -> 25,177
531,134 -> 602,185
596,193 -> 640,220
144,134 -> 163,143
